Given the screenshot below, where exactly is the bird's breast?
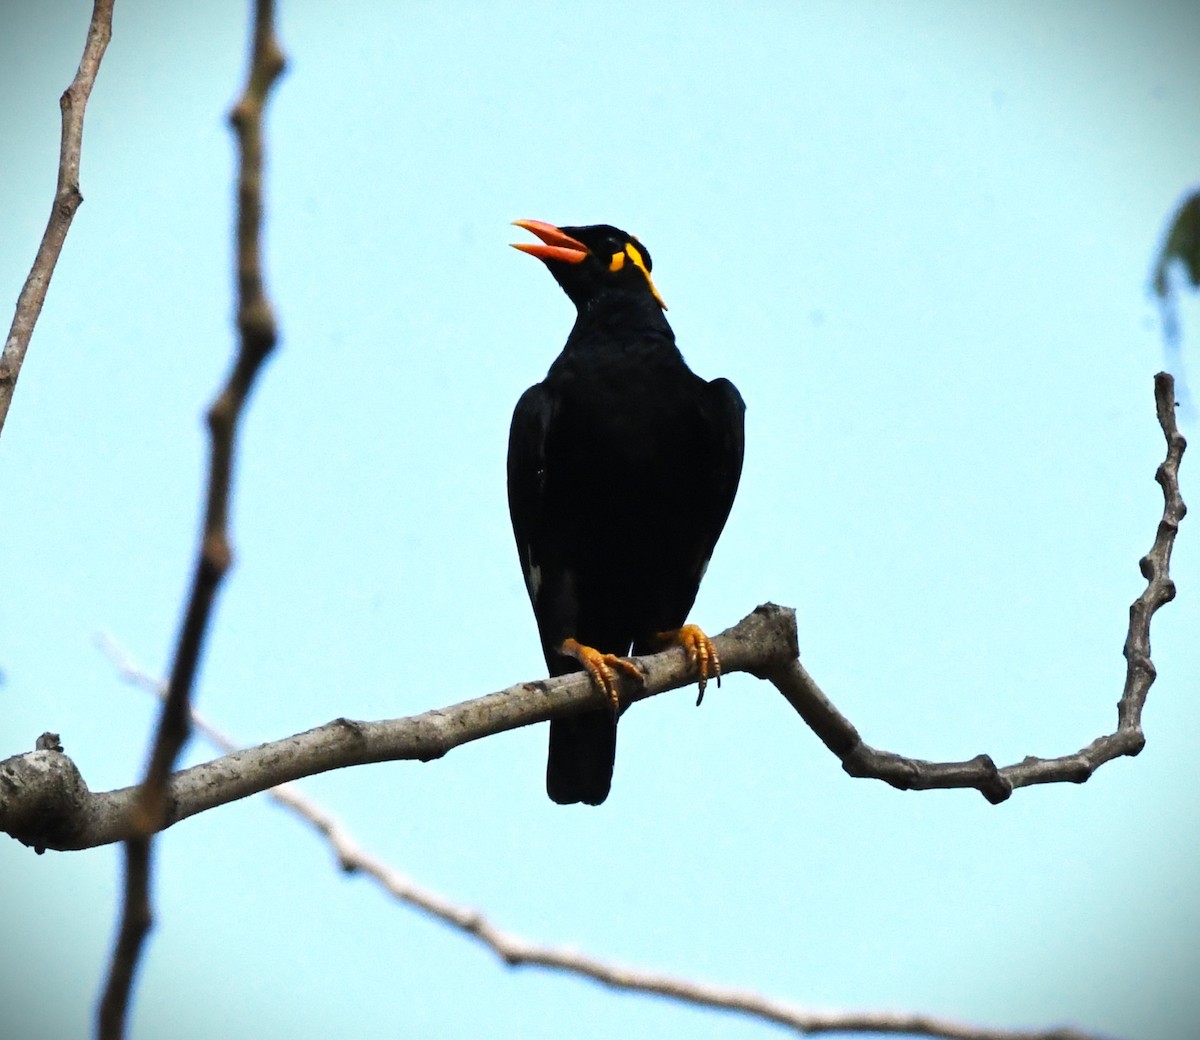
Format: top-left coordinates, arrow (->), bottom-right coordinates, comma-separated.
555,365 -> 701,473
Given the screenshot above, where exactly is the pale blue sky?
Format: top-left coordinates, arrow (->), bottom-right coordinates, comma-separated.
2,3 -> 1199,1038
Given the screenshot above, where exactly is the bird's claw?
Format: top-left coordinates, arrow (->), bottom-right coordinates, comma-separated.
560,638 -> 643,716
657,624 -> 721,705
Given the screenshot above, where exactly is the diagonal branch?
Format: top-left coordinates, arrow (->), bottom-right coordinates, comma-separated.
93,641 -> 1113,1040
0,0 -> 115,440
94,3 -> 286,1038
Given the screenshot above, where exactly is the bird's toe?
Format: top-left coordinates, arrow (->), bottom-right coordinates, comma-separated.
560,638 -> 644,715
656,624 -> 721,705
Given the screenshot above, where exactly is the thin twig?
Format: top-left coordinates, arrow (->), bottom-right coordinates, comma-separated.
767,373 -> 1186,803
94,639 -> 1111,1040
94,3 -> 285,1038
0,0 -> 114,440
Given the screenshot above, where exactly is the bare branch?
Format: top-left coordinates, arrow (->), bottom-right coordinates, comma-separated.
772,372 -> 1186,803
7,605 -> 796,851
0,376 -> 1183,847
95,3 -> 286,1037
0,0 -> 114,440
91,641 -> 1113,1040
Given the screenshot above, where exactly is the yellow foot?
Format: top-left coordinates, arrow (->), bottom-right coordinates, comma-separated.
560,638 -> 644,715
656,624 -> 721,705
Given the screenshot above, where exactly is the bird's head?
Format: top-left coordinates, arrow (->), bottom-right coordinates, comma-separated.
511,220 -> 667,311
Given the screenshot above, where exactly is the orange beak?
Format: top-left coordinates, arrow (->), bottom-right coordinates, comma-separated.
511,219 -> 589,264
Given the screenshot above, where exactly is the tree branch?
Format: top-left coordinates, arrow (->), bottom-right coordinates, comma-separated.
88,641 -> 1114,1040
0,375 -> 1183,846
0,0 -> 114,440
5,604 -> 793,851
95,3 -> 286,1037
767,373 -> 1185,803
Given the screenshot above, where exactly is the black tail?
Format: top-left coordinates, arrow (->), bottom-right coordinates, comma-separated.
546,711 -> 617,805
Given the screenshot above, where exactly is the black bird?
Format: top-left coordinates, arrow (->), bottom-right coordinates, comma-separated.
507,220 -> 745,805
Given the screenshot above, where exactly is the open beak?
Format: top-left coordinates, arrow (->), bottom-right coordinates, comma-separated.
511,219 -> 589,264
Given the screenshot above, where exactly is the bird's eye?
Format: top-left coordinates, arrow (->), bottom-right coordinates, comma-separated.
608,250 -> 626,272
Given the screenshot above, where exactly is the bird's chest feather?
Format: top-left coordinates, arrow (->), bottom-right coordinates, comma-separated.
548,348 -> 704,485
540,343 -> 712,568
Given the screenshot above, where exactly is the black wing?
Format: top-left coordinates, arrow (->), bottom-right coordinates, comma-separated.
507,381 -> 554,617
701,376 -> 746,563
507,379 -> 617,806
628,373 -> 744,654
